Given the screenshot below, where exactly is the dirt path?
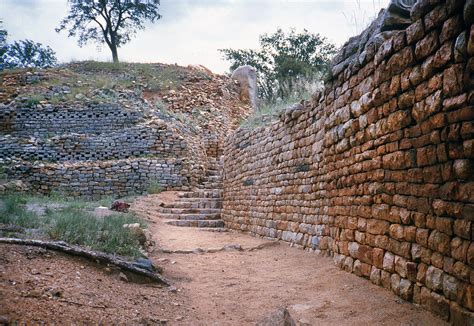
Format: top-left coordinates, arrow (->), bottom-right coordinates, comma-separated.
142,193 -> 446,325
1,193 -> 447,325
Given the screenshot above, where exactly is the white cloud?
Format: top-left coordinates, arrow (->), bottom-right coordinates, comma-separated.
1,0 -> 386,73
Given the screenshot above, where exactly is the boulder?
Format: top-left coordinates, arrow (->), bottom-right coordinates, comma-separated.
256,307 -> 296,326
231,65 -> 258,109
111,200 -> 130,212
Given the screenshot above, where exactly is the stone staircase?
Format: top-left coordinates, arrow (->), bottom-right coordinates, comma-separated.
162,156 -> 225,229
134,156 -> 226,231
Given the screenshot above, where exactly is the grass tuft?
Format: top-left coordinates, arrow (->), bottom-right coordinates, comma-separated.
0,193 -> 144,257
47,207 -> 142,257
0,194 -> 39,228
240,91 -> 312,129
146,180 -> 162,195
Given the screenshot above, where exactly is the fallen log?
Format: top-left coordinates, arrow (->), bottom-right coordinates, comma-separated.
0,237 -> 169,286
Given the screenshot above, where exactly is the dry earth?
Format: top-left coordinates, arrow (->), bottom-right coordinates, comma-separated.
0,193 -> 447,325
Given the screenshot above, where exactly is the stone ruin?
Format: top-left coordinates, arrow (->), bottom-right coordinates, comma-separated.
0,103 -> 205,197
0,0 -> 473,323
222,0 -> 474,324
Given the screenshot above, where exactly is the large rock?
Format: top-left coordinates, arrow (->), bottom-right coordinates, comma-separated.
256,307 -> 296,326
331,0 -> 417,77
231,65 -> 258,109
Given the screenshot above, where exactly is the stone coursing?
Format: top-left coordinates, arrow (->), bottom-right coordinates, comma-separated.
0,121 -> 187,162
0,104 -> 143,136
1,104 -> 203,196
6,158 -> 189,198
222,0 -> 474,323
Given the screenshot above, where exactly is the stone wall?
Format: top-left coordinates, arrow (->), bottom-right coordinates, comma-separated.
0,105 -> 143,136
222,0 -> 474,323
0,122 -> 187,162
6,157 -> 189,198
1,103 -> 204,196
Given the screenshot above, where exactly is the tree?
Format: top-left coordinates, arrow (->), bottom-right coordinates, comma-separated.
56,0 -> 162,63
220,29 -> 337,101
2,40 -> 57,69
0,20 -> 8,70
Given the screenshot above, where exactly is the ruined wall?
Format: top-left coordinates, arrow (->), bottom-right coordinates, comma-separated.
0,122 -> 187,162
223,0 -> 474,323
6,158 -> 189,198
0,105 -> 143,136
1,104 -> 203,196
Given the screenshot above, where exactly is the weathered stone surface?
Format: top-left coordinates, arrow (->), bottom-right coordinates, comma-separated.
256,307 -> 296,326
415,31 -> 439,60
450,302 -> 474,326
425,266 -> 444,291
420,287 -> 450,320
383,251 -> 395,272
406,19 -> 424,45
231,65 -> 258,109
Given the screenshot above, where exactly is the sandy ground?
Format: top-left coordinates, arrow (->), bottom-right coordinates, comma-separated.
0,193 -> 447,325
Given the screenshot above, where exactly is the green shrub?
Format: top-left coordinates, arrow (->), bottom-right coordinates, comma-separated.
0,194 -> 39,228
25,94 -> 46,107
146,180 -> 162,194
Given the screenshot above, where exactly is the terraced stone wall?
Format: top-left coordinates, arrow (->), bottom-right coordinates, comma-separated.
0,105 -> 143,136
222,0 -> 474,323
1,104 -> 202,196
6,158 -> 189,198
0,122 -> 187,162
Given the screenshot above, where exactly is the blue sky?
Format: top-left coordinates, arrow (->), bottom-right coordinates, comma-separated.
1,0 -> 386,73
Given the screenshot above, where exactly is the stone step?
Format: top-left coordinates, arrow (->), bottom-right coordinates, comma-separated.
197,184 -> 222,189
180,190 -> 222,199
165,219 -> 225,228
197,227 -> 228,232
168,200 -> 222,209
175,196 -> 221,201
157,207 -> 220,215
159,212 -> 221,220
205,175 -> 221,181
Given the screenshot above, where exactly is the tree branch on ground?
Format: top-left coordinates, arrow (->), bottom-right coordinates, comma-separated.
0,237 -> 169,285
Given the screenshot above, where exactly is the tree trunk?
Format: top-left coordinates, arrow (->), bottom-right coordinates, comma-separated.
109,33 -> 119,63
110,43 -> 119,63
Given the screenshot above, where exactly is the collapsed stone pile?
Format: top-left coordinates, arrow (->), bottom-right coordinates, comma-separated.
223,0 -> 473,323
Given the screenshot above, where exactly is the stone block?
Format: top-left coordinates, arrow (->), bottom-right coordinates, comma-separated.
415,31 -> 439,60
420,287 -> 450,320
450,302 -> 474,326
367,219 -> 390,235
370,266 -> 381,285
383,251 -> 395,272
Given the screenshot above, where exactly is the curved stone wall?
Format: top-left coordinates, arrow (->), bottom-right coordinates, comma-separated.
222,0 -> 474,323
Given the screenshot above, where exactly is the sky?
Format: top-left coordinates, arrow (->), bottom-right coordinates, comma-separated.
1,0 -> 387,73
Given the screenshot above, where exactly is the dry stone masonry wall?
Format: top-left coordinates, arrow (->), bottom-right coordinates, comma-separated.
7,158 -> 189,197
1,104 -> 201,197
0,105 -> 143,136
223,0 -> 474,323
